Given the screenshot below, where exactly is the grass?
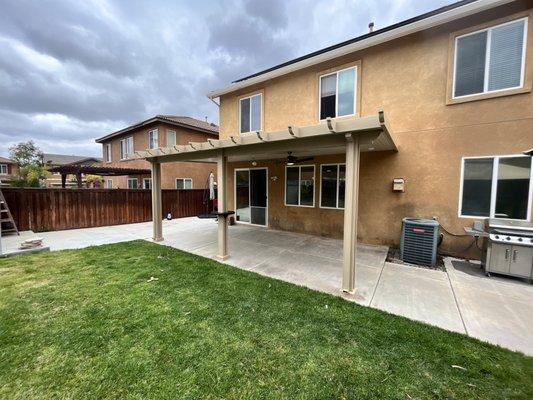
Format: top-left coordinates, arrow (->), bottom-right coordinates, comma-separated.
0,241 -> 531,399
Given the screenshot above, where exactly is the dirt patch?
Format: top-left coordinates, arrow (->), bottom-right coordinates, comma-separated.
386,247 -> 446,272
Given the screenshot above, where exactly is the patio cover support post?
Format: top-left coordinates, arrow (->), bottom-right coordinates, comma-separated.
151,161 -> 163,242
217,150 -> 229,260
342,134 -> 360,294
76,172 -> 82,188
61,173 -> 67,188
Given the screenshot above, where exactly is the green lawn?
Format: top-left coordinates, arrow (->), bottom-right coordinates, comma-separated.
0,241 -> 531,399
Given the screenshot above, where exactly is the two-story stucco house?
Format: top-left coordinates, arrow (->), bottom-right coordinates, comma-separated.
136,0 -> 533,293
95,115 -> 218,189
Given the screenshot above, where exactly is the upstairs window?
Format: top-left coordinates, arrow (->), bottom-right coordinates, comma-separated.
460,155 -> 532,220
453,18 -> 527,98
105,143 -> 112,163
167,130 -> 176,147
176,178 -> 193,189
240,93 -> 262,133
148,129 -> 158,149
143,178 -> 152,189
120,136 -> 134,160
0,164 -> 7,174
320,66 -> 357,120
106,179 -> 113,189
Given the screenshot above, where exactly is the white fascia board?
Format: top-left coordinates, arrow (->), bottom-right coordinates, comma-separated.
207,0 -> 513,99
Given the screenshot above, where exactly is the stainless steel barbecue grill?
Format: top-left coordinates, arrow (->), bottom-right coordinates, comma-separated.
482,218 -> 533,281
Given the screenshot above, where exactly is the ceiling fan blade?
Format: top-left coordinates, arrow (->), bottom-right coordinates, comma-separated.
296,157 -> 314,163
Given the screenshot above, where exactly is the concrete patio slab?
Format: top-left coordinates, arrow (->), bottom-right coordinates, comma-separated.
2,217 -> 532,355
371,262 -> 465,333
445,259 -> 533,354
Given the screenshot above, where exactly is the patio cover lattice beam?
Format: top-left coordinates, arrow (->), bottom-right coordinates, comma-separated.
131,112 -> 396,164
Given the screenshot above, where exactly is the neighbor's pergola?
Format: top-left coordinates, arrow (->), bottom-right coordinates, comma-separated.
133,113 -> 397,293
48,165 -> 151,188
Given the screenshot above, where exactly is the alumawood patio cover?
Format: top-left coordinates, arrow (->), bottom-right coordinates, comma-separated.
133,112 -> 397,294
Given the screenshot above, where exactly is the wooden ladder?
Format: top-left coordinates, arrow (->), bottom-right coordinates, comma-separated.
0,189 -> 19,236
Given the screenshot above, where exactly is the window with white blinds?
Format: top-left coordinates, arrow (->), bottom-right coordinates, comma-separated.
453,18 -> 527,98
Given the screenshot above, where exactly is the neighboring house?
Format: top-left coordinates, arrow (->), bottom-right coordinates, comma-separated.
0,157 -> 18,187
137,0 -> 533,293
95,115 -> 219,189
43,153 -> 102,187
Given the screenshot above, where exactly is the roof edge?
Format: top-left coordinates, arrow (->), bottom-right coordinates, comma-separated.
207,0 -> 513,99
95,116 -> 219,143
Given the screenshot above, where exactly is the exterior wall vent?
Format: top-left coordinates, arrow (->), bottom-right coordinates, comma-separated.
400,218 -> 439,266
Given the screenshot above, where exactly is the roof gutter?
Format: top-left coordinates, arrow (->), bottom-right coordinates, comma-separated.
207,0 -> 513,99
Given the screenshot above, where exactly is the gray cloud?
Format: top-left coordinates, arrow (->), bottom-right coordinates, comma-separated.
0,0 -> 453,157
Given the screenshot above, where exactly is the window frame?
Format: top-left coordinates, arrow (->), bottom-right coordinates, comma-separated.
143,178 -> 152,189
148,129 -> 159,149
106,179 -> 113,189
0,164 -> 8,174
452,16 -> 529,100
318,66 -> 358,121
127,178 -> 138,189
120,136 -> 134,160
319,163 -> 345,210
176,178 -> 193,190
458,154 -> 533,221
104,143 -> 112,163
284,164 -> 316,208
166,129 -> 176,147
239,92 -> 263,134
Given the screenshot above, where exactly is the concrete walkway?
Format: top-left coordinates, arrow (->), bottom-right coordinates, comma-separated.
3,217 -> 532,355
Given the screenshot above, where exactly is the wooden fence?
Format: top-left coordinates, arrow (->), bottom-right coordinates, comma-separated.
2,188 -> 206,232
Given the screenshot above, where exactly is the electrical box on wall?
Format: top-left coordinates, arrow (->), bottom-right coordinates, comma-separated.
393,178 -> 405,192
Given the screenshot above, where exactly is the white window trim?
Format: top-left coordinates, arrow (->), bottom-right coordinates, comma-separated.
105,143 -> 112,163
458,154 -> 533,221
284,165 -> 315,208
176,178 -> 193,189
0,164 -> 8,174
167,130 -> 176,147
148,129 -> 159,149
127,178 -> 138,189
239,93 -> 263,134
452,16 -> 528,100
319,163 -> 345,210
318,66 -> 357,121
143,178 -> 152,189
106,179 -> 113,189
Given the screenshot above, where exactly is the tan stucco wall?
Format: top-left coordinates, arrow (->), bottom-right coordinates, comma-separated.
100,122 -> 216,189
219,2 -> 533,257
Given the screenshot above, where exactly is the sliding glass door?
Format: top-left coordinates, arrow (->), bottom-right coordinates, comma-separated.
235,168 -> 267,226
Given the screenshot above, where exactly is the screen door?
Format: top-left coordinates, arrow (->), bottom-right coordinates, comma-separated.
235,168 -> 267,226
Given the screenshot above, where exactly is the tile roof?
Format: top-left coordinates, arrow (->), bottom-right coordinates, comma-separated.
95,115 -> 219,143
157,115 -> 219,134
42,153 -> 102,166
0,156 -> 14,164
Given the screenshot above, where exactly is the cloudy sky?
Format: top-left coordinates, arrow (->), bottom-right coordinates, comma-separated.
0,0 -> 453,158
